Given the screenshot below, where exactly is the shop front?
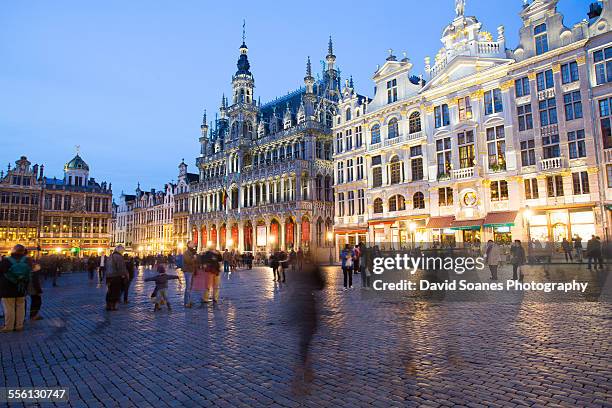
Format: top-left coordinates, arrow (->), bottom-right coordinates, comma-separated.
426,216 -> 456,247
527,207 -> 596,243
483,211 -> 518,245
450,219 -> 484,244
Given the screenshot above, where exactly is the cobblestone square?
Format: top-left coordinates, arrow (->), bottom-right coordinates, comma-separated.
0,265 -> 610,407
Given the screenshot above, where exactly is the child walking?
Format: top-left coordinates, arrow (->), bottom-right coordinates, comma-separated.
145,265 -> 181,311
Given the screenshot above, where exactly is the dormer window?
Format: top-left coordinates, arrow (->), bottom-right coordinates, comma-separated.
534,23 -> 549,56
346,108 -> 352,121
387,79 -> 398,103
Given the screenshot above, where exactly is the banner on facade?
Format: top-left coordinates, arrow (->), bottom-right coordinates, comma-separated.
256,225 -> 267,247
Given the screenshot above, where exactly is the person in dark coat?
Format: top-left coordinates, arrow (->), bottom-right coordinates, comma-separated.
510,240 -> 526,281
120,254 -> 135,304
586,235 -> 601,270
87,256 -> 98,280
105,246 -> 128,311
28,259 -> 43,321
0,245 -> 33,332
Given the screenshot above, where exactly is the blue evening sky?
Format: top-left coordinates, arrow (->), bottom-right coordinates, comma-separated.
0,0 -> 592,197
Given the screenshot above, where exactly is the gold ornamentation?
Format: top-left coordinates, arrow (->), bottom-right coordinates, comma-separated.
527,72 -> 536,80
500,80 -> 514,91
587,167 -> 599,174
471,89 -> 485,100
552,63 -> 561,73
576,55 -> 587,65
425,105 -> 435,114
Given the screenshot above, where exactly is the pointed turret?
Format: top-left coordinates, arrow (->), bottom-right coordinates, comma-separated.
326,36 -> 336,71
232,20 -> 254,105
200,109 -> 209,155
304,56 -> 315,94
283,102 -> 292,130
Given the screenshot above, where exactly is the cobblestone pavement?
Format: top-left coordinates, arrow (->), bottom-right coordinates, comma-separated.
0,264 -> 611,407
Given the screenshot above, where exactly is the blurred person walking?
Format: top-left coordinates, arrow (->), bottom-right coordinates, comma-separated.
182,241 -> 197,308
485,240 -> 501,281
105,246 -> 128,311
510,240 -> 526,281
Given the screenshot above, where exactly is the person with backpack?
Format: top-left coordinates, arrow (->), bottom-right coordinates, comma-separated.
0,245 -> 33,332
105,246 -> 129,311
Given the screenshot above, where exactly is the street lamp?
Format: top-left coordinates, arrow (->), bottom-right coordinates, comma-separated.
207,240 -> 213,249
327,231 -> 334,265
227,238 -> 234,249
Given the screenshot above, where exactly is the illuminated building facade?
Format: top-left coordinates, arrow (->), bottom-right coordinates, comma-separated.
188,34 -> 347,260
334,0 -> 612,249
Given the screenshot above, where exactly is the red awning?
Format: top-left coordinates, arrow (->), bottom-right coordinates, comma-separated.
426,216 -> 455,229
450,218 -> 484,230
483,211 -> 518,227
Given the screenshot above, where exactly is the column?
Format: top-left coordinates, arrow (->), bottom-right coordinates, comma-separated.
281,220 -> 286,250
238,221 -> 245,252
252,220 -> 257,251
296,221 -> 302,250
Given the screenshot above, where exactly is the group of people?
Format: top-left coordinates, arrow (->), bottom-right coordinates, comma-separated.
0,245 -> 43,332
340,243 -> 381,290
268,248 -> 307,283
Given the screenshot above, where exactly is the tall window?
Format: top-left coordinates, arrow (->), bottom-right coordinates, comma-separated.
335,132 -> 343,154
388,118 -> 399,139
372,156 -> 383,187
438,187 -> 453,206
534,23 -> 549,55
373,198 -> 383,214
388,195 -> 405,212
337,192 -> 345,217
594,46 -> 612,85
345,129 -> 353,151
484,88 -> 503,115
517,104 -> 533,131
389,156 -> 402,185
458,130 -> 475,169
434,104 -> 450,128
490,180 -> 509,201
568,130 -> 586,159
345,108 -> 352,121
599,97 -> 612,148
436,137 -> 452,177
458,96 -> 472,121
536,69 -> 554,91
413,192 -> 425,209
355,126 -> 363,147
357,189 -> 365,215
608,165 -> 612,188
539,98 -> 558,126
371,125 -> 381,144
387,79 -> 398,103
409,112 -> 421,134
347,191 -> 355,215
521,139 -> 536,166
410,145 -> 423,181
572,171 -> 590,195
542,134 -> 560,158
486,126 -> 506,170
563,91 -> 583,121
524,178 -> 539,199
561,61 -> 579,84
346,159 -> 354,182
546,175 -> 564,197
337,162 -> 344,184
515,77 -> 530,97
356,156 -> 364,180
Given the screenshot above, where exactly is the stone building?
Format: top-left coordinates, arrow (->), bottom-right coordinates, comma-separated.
333,0 -> 612,249
189,35 -> 350,260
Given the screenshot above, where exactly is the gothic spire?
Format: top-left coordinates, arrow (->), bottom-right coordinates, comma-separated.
202,109 -> 207,125
328,36 -> 334,57
306,56 -> 312,77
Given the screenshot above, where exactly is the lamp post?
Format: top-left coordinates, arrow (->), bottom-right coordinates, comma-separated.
523,206 -> 533,262
327,231 -> 334,265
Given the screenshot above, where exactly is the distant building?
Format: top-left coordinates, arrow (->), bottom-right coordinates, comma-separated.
113,160 -> 197,255
0,153 -> 113,256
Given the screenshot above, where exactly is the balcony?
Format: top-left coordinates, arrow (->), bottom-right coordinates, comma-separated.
540,123 -> 559,137
451,167 -> 475,180
539,157 -> 564,171
537,88 -> 555,101
368,132 -> 426,152
605,148 -> 612,164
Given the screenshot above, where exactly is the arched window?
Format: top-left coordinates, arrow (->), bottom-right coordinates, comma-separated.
373,198 -> 383,214
388,118 -> 399,139
409,112 -> 421,134
346,108 -> 352,121
371,125 -> 381,144
413,192 -> 425,209
389,156 -> 402,185
388,194 -> 405,212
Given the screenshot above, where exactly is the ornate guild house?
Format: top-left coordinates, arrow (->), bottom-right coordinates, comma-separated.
189,34 -> 350,259
333,0 -> 612,249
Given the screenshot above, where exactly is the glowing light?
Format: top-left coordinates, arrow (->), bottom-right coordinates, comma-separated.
177,242 -> 184,250
55,247 -> 62,253
138,246 -> 144,251
268,236 -> 276,244
327,231 -> 334,241
207,240 -> 213,248
523,207 -> 533,221
409,222 -> 417,232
